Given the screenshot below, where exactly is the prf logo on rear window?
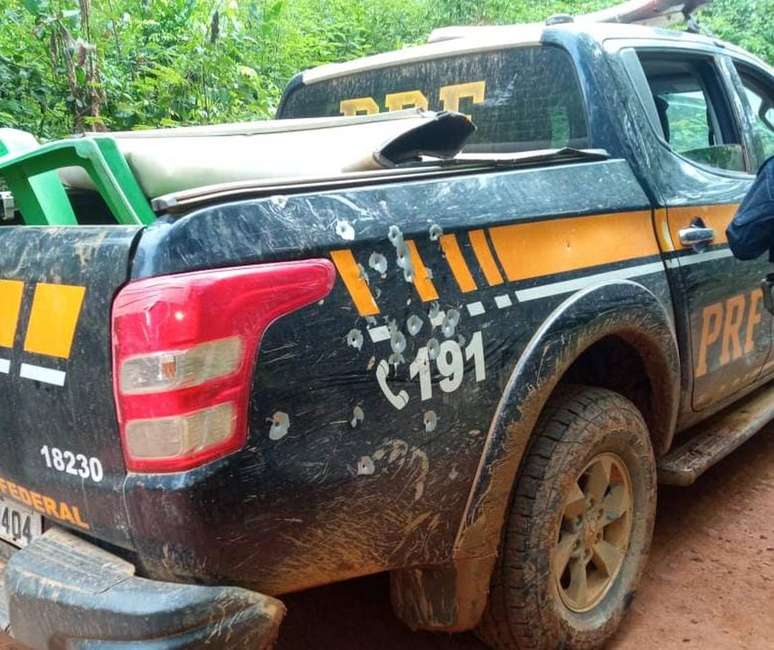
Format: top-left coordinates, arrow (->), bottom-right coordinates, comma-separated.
0,280 -> 86,387
339,80 -> 487,117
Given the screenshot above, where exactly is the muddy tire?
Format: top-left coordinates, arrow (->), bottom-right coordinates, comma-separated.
477,385 -> 657,649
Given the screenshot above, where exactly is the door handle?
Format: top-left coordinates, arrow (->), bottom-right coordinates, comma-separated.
678,218 -> 715,252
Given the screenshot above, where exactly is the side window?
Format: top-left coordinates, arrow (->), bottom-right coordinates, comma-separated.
735,64 -> 774,163
637,52 -> 746,173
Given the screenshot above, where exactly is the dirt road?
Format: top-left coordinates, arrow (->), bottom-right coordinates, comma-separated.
1,428 -> 772,649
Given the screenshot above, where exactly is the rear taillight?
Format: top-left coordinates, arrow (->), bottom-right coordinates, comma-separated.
112,260 -> 335,473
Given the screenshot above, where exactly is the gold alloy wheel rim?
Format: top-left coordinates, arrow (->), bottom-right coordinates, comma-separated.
553,452 -> 633,613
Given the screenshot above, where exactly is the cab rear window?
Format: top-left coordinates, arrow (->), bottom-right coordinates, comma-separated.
279,46 -> 589,154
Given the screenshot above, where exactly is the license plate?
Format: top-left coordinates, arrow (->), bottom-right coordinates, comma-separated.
0,497 -> 42,548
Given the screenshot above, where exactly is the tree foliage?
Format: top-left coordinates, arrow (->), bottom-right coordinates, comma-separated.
0,0 -> 771,139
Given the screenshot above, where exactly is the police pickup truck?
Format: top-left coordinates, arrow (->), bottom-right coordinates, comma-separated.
0,18 -> 772,650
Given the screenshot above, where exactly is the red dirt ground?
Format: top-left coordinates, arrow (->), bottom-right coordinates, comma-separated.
1,427 -> 772,649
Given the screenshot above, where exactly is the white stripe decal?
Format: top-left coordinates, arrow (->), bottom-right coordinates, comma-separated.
466,301 -> 485,317
368,325 -> 390,343
0,359 -> 9,374
19,363 -> 66,387
494,294 -> 512,309
515,262 -> 665,302
665,248 -> 733,269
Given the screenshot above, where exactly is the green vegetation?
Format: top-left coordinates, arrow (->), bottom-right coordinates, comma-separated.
0,0 -> 771,139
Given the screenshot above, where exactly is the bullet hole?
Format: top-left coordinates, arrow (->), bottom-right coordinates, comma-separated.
367,355 -> 376,371
429,224 -> 443,241
351,406 -> 365,428
386,321 -> 407,366
268,411 -> 289,440
427,338 -> 440,360
270,195 -> 288,209
442,309 -> 461,339
406,314 -> 423,336
425,267 -> 434,280
390,328 -> 407,355
357,456 -> 375,476
414,353 -> 430,376
428,302 -> 445,328
396,243 -> 413,282
388,224 -> 403,245
389,225 -> 415,283
335,218 -> 355,241
449,467 -> 459,480
346,328 -> 364,350
368,252 -> 388,276
357,264 -> 370,285
424,410 -> 438,433
373,286 -> 382,299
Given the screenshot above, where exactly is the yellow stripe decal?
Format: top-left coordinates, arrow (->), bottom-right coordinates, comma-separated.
654,208 -> 675,252
439,234 -> 477,293
489,210 -> 658,282
0,280 -> 24,349
330,249 -> 380,316
468,230 -> 504,286
406,240 -> 439,302
23,283 -> 86,359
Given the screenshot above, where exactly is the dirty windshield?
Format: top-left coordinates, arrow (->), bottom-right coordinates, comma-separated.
280,45 -> 589,154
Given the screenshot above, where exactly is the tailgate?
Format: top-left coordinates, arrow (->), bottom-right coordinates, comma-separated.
0,225 -> 141,549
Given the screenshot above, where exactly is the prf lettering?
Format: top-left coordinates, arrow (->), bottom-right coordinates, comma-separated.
695,288 -> 763,377
340,80 -> 486,118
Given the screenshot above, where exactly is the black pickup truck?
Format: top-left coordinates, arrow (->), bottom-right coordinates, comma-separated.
0,19 -> 772,650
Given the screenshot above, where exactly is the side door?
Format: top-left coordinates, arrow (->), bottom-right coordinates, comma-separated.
632,48 -> 770,410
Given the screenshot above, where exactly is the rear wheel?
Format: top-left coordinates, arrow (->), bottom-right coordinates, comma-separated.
477,385 -> 657,649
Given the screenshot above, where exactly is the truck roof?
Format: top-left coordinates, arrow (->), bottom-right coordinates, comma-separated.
300,22 -> 768,86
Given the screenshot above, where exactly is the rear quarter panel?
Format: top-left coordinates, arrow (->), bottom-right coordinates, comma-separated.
125,160 -> 671,594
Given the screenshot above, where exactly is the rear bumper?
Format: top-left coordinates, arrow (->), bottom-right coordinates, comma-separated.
0,528 -> 285,649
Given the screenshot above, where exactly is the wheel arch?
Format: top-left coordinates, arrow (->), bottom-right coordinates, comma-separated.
455,280 -> 679,562
390,280 -> 680,633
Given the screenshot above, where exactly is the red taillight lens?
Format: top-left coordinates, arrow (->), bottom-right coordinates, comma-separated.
112,260 -> 335,473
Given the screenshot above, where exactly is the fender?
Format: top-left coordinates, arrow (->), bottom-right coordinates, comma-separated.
391,280 -> 680,632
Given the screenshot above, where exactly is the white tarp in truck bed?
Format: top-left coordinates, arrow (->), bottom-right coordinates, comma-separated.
59,110 -> 474,199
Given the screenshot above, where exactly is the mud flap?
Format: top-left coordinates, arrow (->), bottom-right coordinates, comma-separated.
3,528 -> 285,649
